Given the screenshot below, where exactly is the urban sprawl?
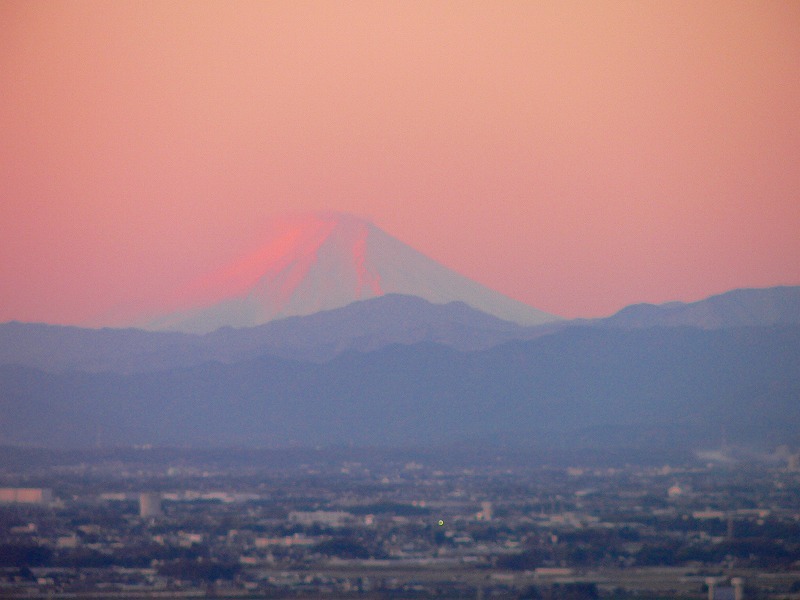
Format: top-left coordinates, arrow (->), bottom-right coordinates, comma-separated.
2,447 -> 800,599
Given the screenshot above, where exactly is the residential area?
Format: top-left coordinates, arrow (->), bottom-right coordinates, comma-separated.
2,446 -> 800,599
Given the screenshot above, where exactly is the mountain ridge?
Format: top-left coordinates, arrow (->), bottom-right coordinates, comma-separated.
598,285 -> 800,329
0,295 -> 559,374
1,286 -> 798,374
2,324 -> 797,449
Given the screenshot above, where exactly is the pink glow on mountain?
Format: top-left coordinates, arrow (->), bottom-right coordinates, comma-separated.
142,212 -> 559,332
351,225 -> 383,297
173,215 -> 336,310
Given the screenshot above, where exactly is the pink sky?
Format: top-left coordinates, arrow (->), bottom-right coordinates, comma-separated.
1,1 -> 799,323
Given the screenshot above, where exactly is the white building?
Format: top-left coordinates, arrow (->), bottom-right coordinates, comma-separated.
289,510 -> 352,526
0,487 -> 52,505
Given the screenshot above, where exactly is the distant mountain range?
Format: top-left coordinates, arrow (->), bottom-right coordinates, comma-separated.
2,286 -> 797,374
0,210 -> 797,452
0,295 -> 557,374
1,324 -> 798,449
1,285 -> 798,451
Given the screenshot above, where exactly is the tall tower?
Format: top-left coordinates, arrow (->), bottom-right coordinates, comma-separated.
705,577 -> 718,600
139,492 -> 162,518
788,452 -> 799,472
731,577 -> 744,600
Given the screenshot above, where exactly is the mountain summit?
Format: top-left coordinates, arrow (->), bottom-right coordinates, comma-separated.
145,212 -> 560,333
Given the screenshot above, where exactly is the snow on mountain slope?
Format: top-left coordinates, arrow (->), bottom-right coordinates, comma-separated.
144,212 -> 560,333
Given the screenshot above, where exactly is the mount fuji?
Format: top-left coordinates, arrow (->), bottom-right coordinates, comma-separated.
143,212 -> 560,333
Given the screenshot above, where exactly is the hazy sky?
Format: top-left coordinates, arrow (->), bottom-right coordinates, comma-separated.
2,1 -> 799,323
